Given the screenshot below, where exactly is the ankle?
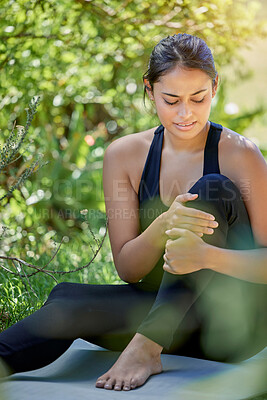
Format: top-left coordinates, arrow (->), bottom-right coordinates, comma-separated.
134,333 -> 163,356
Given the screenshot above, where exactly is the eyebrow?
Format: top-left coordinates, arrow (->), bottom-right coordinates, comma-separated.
161,89 -> 208,97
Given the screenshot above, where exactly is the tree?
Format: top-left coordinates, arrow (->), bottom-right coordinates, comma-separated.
0,0 -> 265,231
0,0 -> 266,328
0,0 -> 265,135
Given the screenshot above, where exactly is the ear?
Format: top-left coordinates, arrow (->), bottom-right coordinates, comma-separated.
212,75 -> 219,98
143,78 -> 154,101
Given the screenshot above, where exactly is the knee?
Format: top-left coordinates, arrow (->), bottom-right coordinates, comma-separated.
189,173 -> 241,203
45,282 -> 71,304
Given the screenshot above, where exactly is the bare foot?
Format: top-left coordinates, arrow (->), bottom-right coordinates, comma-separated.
95,333 -> 163,391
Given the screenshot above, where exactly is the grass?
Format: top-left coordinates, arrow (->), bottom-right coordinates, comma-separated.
1,215 -> 266,400
0,226 -> 123,331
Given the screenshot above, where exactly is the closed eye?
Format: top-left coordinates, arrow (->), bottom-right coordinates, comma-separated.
164,98 -> 205,105
192,98 -> 205,103
164,99 -> 178,105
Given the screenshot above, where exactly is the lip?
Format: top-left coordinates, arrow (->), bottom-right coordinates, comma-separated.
173,121 -> 197,131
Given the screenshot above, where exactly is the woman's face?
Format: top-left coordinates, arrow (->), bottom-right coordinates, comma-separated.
145,66 -> 218,141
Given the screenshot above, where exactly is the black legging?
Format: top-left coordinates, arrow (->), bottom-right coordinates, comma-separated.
137,174 -> 267,361
0,174 -> 266,373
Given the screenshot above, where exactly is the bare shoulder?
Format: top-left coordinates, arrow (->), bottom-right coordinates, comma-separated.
104,126 -> 157,192
220,126 -> 260,154
220,127 -> 267,247
105,127 -> 155,155
219,126 -> 265,180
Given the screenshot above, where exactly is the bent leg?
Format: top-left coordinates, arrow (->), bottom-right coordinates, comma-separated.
137,174 -> 266,361
94,173 -> 265,391
0,281 -> 157,373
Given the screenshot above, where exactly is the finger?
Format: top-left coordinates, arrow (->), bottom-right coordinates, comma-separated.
165,228 -> 189,238
169,228 -> 204,237
175,193 -> 198,203
166,239 -> 173,247
166,228 -> 203,241
163,262 -> 172,272
195,226 -> 215,235
165,229 -> 182,239
163,253 -> 174,267
173,223 -> 216,235
174,207 -> 216,222
163,253 -> 172,263
174,216 -> 219,228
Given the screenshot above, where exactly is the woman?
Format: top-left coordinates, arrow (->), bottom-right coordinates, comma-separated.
0,33 -> 266,391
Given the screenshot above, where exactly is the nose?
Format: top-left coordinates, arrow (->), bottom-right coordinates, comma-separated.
177,102 -> 192,119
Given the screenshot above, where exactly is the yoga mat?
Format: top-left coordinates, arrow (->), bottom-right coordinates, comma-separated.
1,339 -> 266,400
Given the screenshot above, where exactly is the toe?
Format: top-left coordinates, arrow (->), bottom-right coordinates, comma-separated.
95,374 -> 109,388
104,378 -> 115,390
95,379 -> 105,388
123,379 -> 131,391
130,378 -> 138,390
114,380 -> 123,391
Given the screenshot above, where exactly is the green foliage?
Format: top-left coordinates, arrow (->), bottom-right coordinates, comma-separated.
210,82 -> 266,135
1,0 -> 266,231
0,97 -> 43,203
0,0 -> 267,327
0,0 -> 265,135
0,229 -> 122,330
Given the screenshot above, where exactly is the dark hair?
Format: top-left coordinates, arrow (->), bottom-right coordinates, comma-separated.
143,33 -> 217,98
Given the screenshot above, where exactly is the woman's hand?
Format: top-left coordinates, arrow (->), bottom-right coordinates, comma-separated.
161,193 -> 218,237
163,227 -> 208,275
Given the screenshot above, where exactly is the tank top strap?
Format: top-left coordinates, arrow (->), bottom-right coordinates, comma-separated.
138,121 -> 223,205
203,121 -> 222,175
138,125 -> 164,204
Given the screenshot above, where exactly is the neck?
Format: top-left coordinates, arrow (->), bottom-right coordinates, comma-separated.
163,121 -> 210,153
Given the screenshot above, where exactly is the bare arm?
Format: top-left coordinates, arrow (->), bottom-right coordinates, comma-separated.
103,138 -> 166,283
205,142 -> 267,283
103,136 -> 219,283
205,245 -> 267,284
164,137 -> 267,284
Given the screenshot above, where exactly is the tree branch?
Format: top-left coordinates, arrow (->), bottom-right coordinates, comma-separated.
0,219 -> 108,280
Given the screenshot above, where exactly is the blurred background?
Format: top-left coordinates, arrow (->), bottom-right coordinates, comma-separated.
0,0 -> 267,330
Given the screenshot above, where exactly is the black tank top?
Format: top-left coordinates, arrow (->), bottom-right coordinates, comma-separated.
138,121 -> 223,289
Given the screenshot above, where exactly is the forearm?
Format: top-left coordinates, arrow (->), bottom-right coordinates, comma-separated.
205,244 -> 267,284
117,213 -> 167,283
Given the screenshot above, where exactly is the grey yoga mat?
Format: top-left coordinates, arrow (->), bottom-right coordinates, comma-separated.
1,339 -> 266,400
